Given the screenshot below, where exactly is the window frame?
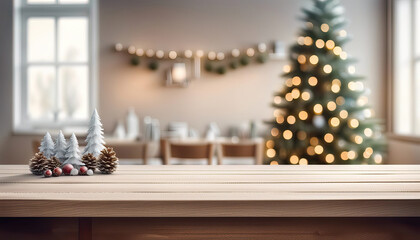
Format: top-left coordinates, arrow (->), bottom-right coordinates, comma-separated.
13,0 -> 98,132
389,0 -> 420,140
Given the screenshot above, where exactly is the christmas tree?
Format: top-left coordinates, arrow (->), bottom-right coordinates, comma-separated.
54,130 -> 67,163
39,132 -> 55,159
83,109 -> 106,158
266,0 -> 386,165
63,133 -> 85,167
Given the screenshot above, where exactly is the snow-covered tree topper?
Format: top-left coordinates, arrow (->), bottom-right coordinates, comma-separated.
39,132 -> 55,158
63,133 -> 85,167
83,109 -> 106,157
54,130 -> 67,163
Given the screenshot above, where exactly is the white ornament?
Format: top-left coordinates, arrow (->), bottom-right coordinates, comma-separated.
54,130 -> 67,163
39,132 -> 55,158
70,168 -> 79,176
312,115 -> 326,128
63,133 -> 85,167
87,169 -> 94,176
83,109 -> 106,158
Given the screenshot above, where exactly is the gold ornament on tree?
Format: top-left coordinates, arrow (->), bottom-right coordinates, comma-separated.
98,147 -> 118,174
29,152 -> 49,175
82,153 -> 97,171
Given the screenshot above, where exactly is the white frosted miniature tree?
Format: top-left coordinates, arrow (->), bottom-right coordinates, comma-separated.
83,109 -> 106,157
39,132 -> 55,158
54,130 -> 67,163
63,133 -> 85,167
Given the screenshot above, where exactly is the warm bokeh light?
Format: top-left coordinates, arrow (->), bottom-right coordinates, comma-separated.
349,118 -> 360,128
283,65 -> 291,73
299,158 -> 308,165
325,40 -> 335,49
323,64 -> 332,73
313,104 -> 323,114
324,133 -> 334,143
276,115 -> 285,124
354,135 -> 363,144
341,151 -> 349,160
274,96 -> 282,104
285,93 -> 293,102
297,36 -> 305,45
297,131 -> 307,140
321,23 -> 329,32
314,145 -> 324,154
299,111 -> 308,120
307,146 -> 315,155
348,150 -> 356,160
290,155 -> 299,164
292,76 -> 302,85
374,154 -> 383,164
266,148 -> 276,158
266,140 -> 275,148
339,110 -> 348,119
330,117 -> 340,127
333,46 -> 342,55
310,137 -> 319,146
327,101 -> 337,111
291,88 -> 300,99
298,54 -> 306,64
336,96 -> 345,105
325,154 -> 335,163
304,36 -> 313,45
301,91 -> 311,101
283,130 -> 293,140
271,128 -> 279,137
340,51 -> 347,59
287,115 -> 296,124
270,161 -> 279,165
364,128 -> 373,137
308,76 -> 318,86
309,55 -> 319,64
315,39 -> 325,48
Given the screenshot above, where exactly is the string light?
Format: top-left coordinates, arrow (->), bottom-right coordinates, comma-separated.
348,150 -> 356,160
326,40 -> 335,50
324,133 -> 334,143
316,39 -> 325,48
339,30 -> 347,37
128,46 -> 136,54
292,76 -> 302,86
304,36 -> 313,46
363,147 -> 373,158
285,93 -> 293,102
283,130 -> 293,140
323,64 -> 332,73
331,79 -> 341,93
289,155 -> 299,164
298,55 -> 306,64
330,117 -> 340,127
283,65 -> 291,73
309,55 -> 319,64
299,158 -> 308,165
135,48 -> 144,56
321,23 -> 330,32
286,78 -> 293,87
276,115 -> 285,124
327,101 -> 337,111
196,50 -> 204,58
354,135 -> 363,144
307,146 -> 315,155
314,145 -> 324,154
274,109 -> 282,117
325,154 -> 335,163
348,66 -> 356,74
274,96 -> 282,104
287,115 -> 296,124
301,91 -> 311,101
266,149 -> 276,158
336,96 -> 345,105
313,104 -> 323,114
156,50 -> 165,59
291,88 -> 300,99
146,49 -> 155,57
266,140 -> 275,148
310,137 -> 319,146
308,76 -> 318,86
297,36 -> 305,45
299,111 -> 308,120
169,51 -> 177,59
340,51 -> 347,59
357,96 -> 368,106
374,154 -> 383,164
349,119 -> 360,128
258,43 -> 267,52
208,51 -> 216,60
246,48 -> 255,57
271,128 -> 279,137
216,52 -> 225,60
341,151 -> 349,160
231,49 -> 240,57
339,110 -> 348,119
333,46 -> 342,55
184,50 -> 193,58
364,128 -> 373,137
270,161 -> 279,165
115,43 -> 123,52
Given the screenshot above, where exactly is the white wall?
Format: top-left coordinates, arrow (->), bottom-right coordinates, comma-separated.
0,0 -> 407,164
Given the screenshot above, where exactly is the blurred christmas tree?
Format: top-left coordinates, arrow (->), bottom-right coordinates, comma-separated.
266,0 -> 386,165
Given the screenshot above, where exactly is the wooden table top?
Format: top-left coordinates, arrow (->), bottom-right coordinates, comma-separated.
1,164 -> 420,217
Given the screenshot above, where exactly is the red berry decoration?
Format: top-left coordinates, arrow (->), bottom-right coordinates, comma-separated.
79,166 -> 88,175
44,169 -> 52,178
53,167 -> 62,177
62,164 -> 74,175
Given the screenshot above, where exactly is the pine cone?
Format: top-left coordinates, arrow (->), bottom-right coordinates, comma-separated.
47,156 -> 61,170
98,147 -> 118,174
82,153 -> 97,171
29,152 -> 49,175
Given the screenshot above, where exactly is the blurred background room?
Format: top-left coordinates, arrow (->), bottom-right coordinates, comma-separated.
0,0 -> 419,165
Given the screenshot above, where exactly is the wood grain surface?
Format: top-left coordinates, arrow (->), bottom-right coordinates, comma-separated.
1,165 -> 420,217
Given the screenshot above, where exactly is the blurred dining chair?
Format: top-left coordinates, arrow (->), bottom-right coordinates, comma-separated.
216,139 -> 263,165
163,139 -> 214,165
107,141 -> 149,165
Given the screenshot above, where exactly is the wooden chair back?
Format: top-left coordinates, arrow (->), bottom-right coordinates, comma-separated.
217,140 -> 263,165
163,140 -> 214,165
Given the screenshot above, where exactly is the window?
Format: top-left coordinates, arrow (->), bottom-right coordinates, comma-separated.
14,0 -> 97,132
393,0 -> 420,136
